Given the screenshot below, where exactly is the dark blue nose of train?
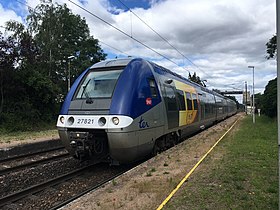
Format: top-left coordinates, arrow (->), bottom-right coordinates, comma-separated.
60,58 -> 161,119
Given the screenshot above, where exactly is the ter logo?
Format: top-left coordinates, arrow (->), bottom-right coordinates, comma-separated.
139,116 -> 149,129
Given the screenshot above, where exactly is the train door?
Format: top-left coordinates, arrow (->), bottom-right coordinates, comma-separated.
185,92 -> 193,124
185,92 -> 198,124
192,93 -> 199,122
176,89 -> 187,126
163,85 -> 179,129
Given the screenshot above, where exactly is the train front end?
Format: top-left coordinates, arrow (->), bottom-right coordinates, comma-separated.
57,59 -> 132,163
56,58 -> 162,164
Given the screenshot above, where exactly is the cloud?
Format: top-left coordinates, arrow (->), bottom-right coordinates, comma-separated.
0,0 -> 276,98
0,4 -> 24,33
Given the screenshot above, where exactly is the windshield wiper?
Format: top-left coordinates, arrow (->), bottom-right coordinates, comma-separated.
81,79 -> 93,104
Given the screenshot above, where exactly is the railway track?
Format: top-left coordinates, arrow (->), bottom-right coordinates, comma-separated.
0,163 -> 130,209
0,148 -> 69,176
0,146 -> 65,162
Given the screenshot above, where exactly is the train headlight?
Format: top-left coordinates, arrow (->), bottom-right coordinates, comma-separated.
59,116 -> 65,124
112,117 -> 119,125
98,117 -> 106,126
68,117 -> 74,125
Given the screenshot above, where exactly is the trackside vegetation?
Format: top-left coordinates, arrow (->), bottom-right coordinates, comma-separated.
0,129 -> 58,144
0,3 -> 106,132
165,115 -> 278,209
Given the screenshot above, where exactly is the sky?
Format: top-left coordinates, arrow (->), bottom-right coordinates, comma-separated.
0,0 -> 277,102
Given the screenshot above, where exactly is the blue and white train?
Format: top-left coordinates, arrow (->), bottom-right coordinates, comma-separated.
57,58 -> 237,164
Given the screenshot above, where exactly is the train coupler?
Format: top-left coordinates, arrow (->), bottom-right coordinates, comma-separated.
69,132 -> 90,160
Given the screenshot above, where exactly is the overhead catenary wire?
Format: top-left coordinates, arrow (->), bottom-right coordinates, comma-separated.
223,83 -> 244,91
67,0 -> 188,71
116,0 -> 193,64
13,0 -> 130,60
99,40 -> 130,57
116,0 -> 211,78
15,0 -> 33,10
15,0 -> 206,81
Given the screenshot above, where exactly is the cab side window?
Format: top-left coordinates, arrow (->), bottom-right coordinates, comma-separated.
149,79 -> 158,98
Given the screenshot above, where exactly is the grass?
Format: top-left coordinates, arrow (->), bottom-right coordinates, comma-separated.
0,128 -> 58,144
165,115 -> 278,209
146,168 -> 157,177
112,179 -> 117,186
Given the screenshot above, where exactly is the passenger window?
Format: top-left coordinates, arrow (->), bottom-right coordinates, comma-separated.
186,92 -> 193,110
192,93 -> 198,110
176,90 -> 186,110
149,79 -> 158,98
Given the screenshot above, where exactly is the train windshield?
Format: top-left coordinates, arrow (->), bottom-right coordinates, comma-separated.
76,69 -> 123,99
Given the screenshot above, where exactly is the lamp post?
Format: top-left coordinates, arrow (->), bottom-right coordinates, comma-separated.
248,66 -> 255,124
245,81 -> 247,115
67,55 -> 75,91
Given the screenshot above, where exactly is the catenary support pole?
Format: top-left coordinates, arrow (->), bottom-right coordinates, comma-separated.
68,60 -> 71,91
276,0 -> 280,206
253,67 -> 255,123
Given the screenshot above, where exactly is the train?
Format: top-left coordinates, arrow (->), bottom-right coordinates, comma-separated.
57,58 -> 237,165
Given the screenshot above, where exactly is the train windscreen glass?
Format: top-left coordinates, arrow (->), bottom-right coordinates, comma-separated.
76,69 -> 122,98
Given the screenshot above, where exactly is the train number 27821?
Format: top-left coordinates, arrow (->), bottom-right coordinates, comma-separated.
77,118 -> 94,124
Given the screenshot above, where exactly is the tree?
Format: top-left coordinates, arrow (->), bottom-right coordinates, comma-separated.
27,3 -> 106,93
262,78 -> 277,118
266,34 -> 276,59
0,32 -> 17,115
254,93 -> 262,110
2,21 -> 57,130
1,3 -> 106,131
225,95 -> 240,109
188,72 -> 206,87
212,89 -> 221,94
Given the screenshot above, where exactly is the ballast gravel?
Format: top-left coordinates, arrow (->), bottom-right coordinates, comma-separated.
0,157 -> 83,198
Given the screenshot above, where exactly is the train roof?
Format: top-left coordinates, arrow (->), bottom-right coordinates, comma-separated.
90,57 -> 231,101
148,62 -> 228,99
90,57 -> 134,68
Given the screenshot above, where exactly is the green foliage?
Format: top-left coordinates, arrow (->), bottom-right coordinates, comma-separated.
0,3 -> 106,131
266,34 -> 276,59
245,78 -> 277,118
254,92 -> 262,110
261,77 -> 277,118
188,72 -> 206,87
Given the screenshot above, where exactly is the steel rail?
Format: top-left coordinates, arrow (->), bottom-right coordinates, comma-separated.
0,146 -> 65,163
0,153 -> 70,176
49,168 -> 129,210
0,165 -> 92,208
